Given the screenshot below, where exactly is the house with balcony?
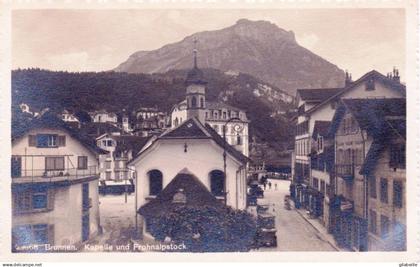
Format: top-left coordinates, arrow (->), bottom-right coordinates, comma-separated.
328,98 -> 406,251
291,86 -> 344,209
290,69 -> 406,251
96,133 -> 151,193
11,112 -> 107,252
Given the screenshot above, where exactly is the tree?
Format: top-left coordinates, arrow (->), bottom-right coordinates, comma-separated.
147,205 -> 257,252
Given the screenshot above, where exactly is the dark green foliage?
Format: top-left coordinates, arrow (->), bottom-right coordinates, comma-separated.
147,205 -> 257,252
12,68 -> 295,165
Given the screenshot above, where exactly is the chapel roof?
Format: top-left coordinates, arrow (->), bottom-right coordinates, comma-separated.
138,169 -> 225,217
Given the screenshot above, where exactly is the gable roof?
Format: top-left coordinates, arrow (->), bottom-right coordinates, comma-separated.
359,139 -> 387,175
79,122 -> 122,138
12,112 -> 108,155
329,98 -> 405,138
129,117 -> 249,165
203,123 -> 249,164
326,98 -> 406,175
306,70 -> 405,115
161,117 -> 209,139
297,88 -> 344,103
138,169 -> 224,217
114,135 -> 152,156
312,121 -> 331,139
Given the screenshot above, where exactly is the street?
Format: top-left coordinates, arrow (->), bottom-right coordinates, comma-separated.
86,180 -> 336,252
256,179 -> 336,251
82,193 -> 137,250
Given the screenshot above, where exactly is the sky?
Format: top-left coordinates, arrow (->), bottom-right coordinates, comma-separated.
12,9 -> 405,80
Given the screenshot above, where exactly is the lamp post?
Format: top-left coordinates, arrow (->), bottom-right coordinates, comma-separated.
222,117 -> 243,205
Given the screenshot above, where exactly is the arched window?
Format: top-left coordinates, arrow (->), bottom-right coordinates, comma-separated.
209,170 -> 225,196
236,134 -> 242,145
200,97 -> 204,108
191,96 -> 197,108
148,169 -> 163,196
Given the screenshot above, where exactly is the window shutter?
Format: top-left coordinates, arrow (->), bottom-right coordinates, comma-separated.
47,188 -> 55,211
48,224 -> 55,246
58,136 -> 66,146
28,135 -> 36,146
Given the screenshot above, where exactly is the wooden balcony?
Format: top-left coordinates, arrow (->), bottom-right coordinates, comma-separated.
336,164 -> 354,181
11,155 -> 99,184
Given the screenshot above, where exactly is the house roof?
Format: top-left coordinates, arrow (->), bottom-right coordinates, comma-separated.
161,118 -> 209,139
114,135 -> 152,156
327,98 -> 406,175
203,123 -> 249,164
305,70 -> 406,115
312,121 -> 331,139
359,139 -> 386,175
329,98 -> 406,139
138,168 -> 224,217
12,112 -> 108,155
386,118 -> 406,139
206,101 -> 242,112
297,88 -> 344,103
129,117 -> 249,165
79,122 -> 122,138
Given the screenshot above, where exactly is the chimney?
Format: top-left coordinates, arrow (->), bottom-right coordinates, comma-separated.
345,70 -> 353,86
392,67 -> 400,83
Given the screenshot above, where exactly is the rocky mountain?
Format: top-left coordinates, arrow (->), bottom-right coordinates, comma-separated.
115,19 -> 345,95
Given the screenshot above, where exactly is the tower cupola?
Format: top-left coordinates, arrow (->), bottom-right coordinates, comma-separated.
185,38 -> 207,124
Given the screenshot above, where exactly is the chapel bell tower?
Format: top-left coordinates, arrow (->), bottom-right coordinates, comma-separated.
185,38 -> 207,124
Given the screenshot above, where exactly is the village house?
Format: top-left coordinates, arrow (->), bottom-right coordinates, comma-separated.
291,86 -> 344,212
117,111 -> 132,133
129,51 -> 249,239
329,98 -> 406,251
89,110 -> 118,125
290,69 -> 405,251
134,107 -> 168,137
11,112 -> 107,251
96,133 -> 151,190
60,109 -> 80,128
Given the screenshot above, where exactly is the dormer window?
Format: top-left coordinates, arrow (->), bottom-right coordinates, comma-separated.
366,79 -> 375,91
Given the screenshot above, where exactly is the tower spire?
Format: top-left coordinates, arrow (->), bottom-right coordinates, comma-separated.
193,37 -> 198,68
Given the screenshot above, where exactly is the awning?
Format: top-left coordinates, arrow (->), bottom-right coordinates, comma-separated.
103,180 -> 131,186
340,200 -> 353,212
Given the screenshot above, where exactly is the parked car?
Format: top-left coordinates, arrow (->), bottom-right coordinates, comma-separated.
255,212 -> 277,247
247,181 -> 264,199
247,194 -> 258,206
257,203 -> 270,213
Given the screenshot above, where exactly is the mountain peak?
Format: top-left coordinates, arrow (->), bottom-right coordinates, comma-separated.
114,20 -> 344,94
231,18 -> 296,43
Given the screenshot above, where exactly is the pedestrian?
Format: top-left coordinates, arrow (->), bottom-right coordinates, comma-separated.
268,182 -> 272,190
263,182 -> 266,190
275,183 -> 277,190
